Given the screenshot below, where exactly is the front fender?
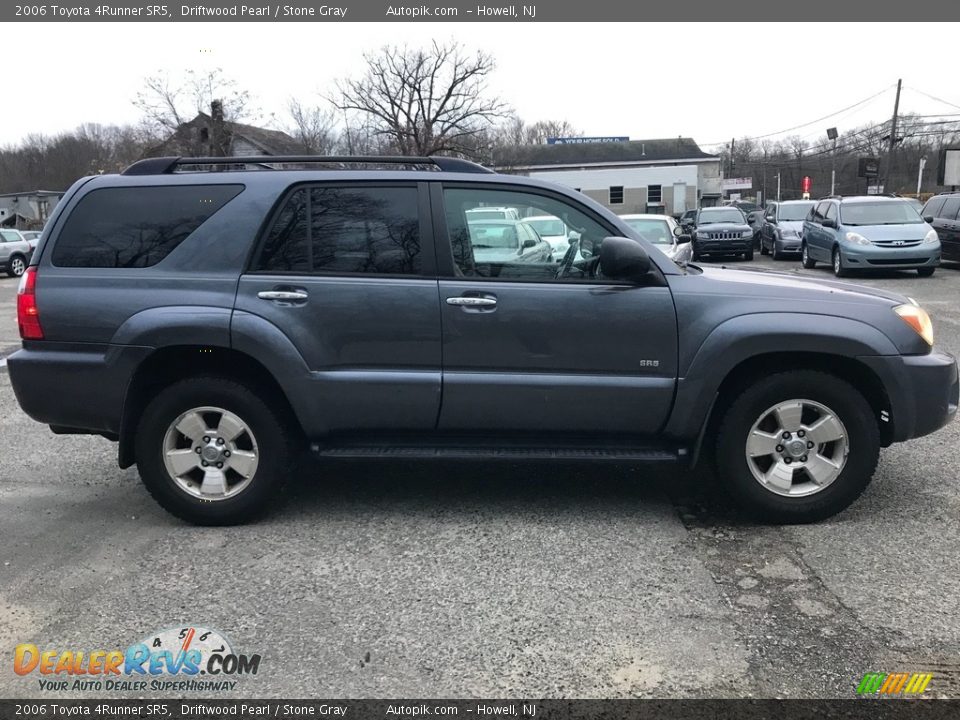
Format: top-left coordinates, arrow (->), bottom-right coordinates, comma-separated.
664,312 -> 899,440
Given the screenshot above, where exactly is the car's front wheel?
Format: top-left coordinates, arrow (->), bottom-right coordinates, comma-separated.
135,376 -> 293,525
832,248 -> 849,277
801,243 -> 816,268
715,370 -> 879,523
917,267 -> 936,277
716,370 -> 880,523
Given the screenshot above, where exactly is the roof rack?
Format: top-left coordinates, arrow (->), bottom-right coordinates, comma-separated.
122,155 -> 495,176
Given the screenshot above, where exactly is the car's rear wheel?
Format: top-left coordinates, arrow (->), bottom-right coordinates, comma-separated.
832,248 -> 849,277
7,254 -> 25,278
715,370 -> 879,523
801,243 -> 816,268
917,267 -> 936,277
135,376 -> 293,525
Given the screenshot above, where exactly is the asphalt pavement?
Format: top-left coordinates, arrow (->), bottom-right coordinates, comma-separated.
1,256 -> 959,699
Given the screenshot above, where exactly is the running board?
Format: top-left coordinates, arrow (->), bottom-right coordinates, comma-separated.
311,442 -> 685,462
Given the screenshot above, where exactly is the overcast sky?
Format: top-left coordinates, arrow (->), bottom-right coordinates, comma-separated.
4,22 -> 959,153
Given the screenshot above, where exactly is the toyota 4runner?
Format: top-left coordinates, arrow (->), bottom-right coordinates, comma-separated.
8,155 -> 959,525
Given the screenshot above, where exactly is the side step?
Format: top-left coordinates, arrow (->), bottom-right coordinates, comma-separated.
311,442 -> 685,462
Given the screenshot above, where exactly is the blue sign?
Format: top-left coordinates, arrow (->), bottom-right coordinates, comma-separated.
547,136 -> 630,145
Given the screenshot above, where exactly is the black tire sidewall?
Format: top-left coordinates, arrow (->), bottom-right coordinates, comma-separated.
716,371 -> 880,523
135,377 -> 290,525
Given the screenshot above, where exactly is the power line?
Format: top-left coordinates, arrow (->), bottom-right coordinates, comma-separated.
700,84 -> 894,146
904,86 -> 960,112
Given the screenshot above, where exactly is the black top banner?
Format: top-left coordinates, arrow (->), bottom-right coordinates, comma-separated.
3,0 -> 957,21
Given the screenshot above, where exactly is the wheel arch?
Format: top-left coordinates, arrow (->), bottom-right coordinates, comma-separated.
118,345 -> 303,469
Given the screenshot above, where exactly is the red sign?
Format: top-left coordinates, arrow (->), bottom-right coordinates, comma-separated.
802,176 -> 812,193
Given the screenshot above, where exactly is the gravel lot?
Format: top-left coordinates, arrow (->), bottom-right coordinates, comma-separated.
1,257 -> 958,699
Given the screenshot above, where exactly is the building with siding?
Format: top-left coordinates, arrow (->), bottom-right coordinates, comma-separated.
494,138 -> 722,216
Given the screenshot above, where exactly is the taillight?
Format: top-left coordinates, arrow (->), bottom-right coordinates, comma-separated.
17,266 -> 43,340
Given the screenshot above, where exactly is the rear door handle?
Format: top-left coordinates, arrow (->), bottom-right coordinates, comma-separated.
446,296 -> 497,307
258,290 -> 308,301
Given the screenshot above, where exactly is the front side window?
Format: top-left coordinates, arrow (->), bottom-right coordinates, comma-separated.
922,196 -> 946,218
825,204 -> 838,222
52,185 -> 243,268
939,197 -> 960,221
255,185 -> 421,275
444,187 -> 614,282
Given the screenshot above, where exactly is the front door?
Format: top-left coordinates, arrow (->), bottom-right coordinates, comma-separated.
234,182 -> 441,434
434,184 -> 678,436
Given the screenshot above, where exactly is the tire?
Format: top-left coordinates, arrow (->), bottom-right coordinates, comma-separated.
772,243 -> 783,261
714,370 -> 880,523
759,238 -> 769,256
832,248 -> 850,277
801,243 -> 816,268
6,254 -> 26,278
744,248 -> 754,261
692,243 -> 701,262
917,267 -> 935,277
135,376 -> 294,525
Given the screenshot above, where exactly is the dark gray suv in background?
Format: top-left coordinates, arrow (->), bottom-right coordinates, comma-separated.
8,156 -> 959,525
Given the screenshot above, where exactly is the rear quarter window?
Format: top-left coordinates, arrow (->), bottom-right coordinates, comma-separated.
51,184 -> 243,268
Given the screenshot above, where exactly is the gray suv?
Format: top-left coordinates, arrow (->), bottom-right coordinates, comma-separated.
8,155 -> 959,525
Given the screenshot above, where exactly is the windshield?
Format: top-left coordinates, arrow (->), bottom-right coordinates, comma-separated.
468,222 -> 520,249
623,218 -> 672,244
466,210 -> 507,221
699,209 -> 744,224
778,202 -> 814,221
526,218 -> 565,237
735,202 -> 758,213
840,201 -> 923,226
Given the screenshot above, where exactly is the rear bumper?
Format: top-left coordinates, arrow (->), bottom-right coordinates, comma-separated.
7,342 -> 150,435
858,350 -> 959,442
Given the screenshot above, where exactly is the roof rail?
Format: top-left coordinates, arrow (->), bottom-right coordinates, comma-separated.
122,155 -> 495,176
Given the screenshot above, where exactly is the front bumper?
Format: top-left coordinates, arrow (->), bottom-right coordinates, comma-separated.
775,234 -> 803,254
841,243 -> 941,270
695,238 -> 752,254
858,350 -> 959,443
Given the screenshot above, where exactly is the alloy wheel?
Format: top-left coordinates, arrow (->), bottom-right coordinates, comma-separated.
744,399 -> 849,497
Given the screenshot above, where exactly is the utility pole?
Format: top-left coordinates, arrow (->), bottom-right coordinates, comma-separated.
885,78 -> 902,191
917,156 -> 927,197
776,173 -> 781,202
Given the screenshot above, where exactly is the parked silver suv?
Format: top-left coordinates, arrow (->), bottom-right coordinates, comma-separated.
0,229 -> 32,277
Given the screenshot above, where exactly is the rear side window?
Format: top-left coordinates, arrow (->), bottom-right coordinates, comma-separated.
52,185 -> 243,268
254,185 -> 421,275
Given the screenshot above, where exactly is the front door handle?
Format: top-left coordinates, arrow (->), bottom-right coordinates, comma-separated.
258,290 -> 308,301
446,296 -> 497,308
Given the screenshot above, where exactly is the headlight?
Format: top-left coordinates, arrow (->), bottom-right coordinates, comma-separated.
696,230 -> 710,239
894,304 -> 934,346
923,229 -> 939,244
845,231 -> 872,246
741,230 -> 753,238
782,228 -> 799,238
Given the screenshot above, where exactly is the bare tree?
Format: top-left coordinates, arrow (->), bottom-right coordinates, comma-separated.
334,41 -> 508,157
134,68 -> 256,136
286,100 -> 339,154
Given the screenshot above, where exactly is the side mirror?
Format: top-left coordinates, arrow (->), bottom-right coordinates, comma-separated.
822,218 -> 837,229
765,215 -> 776,224
923,215 -> 934,223
675,233 -> 692,245
521,239 -> 537,249
599,236 -> 651,282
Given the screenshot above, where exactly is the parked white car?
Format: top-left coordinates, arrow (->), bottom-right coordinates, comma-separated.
465,206 -> 521,222
0,229 -> 33,277
619,214 -> 693,264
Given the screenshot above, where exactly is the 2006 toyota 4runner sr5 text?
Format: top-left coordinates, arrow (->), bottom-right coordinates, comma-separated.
8,156 -> 959,525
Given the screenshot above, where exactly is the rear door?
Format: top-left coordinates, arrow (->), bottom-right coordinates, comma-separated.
234,181 -> 442,433
433,183 -> 678,435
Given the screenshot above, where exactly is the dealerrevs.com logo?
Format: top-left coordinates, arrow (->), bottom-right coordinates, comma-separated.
14,626 -> 261,693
